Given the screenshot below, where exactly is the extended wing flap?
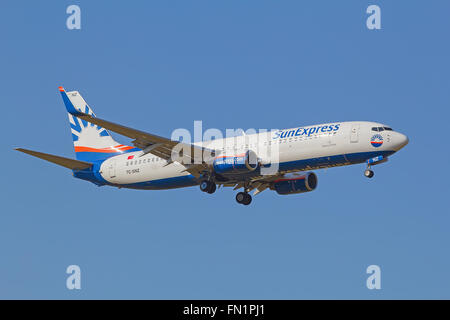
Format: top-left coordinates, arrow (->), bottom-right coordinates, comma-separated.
253,184 -> 269,196
180,163 -> 209,178
16,148 -> 93,170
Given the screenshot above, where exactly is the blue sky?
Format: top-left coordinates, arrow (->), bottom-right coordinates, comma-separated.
1,0 -> 449,299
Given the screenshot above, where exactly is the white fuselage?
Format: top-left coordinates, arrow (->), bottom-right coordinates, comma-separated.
99,121 -> 408,188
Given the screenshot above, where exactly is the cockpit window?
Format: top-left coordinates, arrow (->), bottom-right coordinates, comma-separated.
371,127 -> 379,132
384,127 -> 393,131
377,127 -> 384,131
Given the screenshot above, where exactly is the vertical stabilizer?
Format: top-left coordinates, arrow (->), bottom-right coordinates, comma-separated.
59,86 -> 135,161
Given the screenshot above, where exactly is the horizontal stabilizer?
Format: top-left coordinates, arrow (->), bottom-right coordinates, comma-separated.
15,148 -> 93,170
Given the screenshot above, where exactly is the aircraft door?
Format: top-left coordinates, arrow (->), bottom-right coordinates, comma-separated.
321,131 -> 334,147
108,160 -> 116,179
350,124 -> 359,143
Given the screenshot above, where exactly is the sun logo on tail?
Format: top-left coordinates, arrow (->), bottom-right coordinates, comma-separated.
69,104 -> 109,142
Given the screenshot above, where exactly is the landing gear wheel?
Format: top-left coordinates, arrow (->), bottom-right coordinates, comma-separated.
207,182 -> 216,194
236,192 -> 252,205
242,193 -> 252,205
364,169 -> 374,178
200,180 -> 210,192
200,180 -> 216,194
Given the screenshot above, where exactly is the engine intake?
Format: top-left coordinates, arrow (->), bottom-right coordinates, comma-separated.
272,172 -> 317,195
213,150 -> 259,174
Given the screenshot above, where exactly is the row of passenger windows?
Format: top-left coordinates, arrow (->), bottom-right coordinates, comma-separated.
218,131 -> 337,150
126,157 -> 164,166
267,131 -> 336,145
372,127 -> 393,132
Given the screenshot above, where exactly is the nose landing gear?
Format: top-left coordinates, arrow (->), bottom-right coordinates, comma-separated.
364,164 -> 374,178
364,169 -> 374,178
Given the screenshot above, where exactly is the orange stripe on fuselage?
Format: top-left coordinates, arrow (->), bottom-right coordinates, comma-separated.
215,153 -> 246,160
74,145 -> 134,153
273,177 -> 306,183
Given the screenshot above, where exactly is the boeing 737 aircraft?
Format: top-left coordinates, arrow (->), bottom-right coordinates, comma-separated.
16,87 -> 409,205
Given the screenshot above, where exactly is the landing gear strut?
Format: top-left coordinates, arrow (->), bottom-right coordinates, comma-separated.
236,192 -> 252,205
200,180 -> 216,194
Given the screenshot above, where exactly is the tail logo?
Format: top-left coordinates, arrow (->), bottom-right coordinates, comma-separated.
69,104 -> 109,142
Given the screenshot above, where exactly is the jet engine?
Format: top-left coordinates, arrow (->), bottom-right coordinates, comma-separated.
271,172 -> 317,195
213,150 -> 259,174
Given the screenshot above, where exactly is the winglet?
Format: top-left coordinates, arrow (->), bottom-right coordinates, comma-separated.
58,86 -> 82,115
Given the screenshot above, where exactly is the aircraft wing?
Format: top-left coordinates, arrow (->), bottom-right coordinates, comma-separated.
222,169 -> 312,196
221,173 -> 283,196
63,101 -> 215,175
74,112 -> 212,158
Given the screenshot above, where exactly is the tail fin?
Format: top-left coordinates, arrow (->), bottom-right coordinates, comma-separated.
58,86 -> 136,161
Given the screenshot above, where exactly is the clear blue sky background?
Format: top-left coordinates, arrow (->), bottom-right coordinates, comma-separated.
1,0 -> 449,299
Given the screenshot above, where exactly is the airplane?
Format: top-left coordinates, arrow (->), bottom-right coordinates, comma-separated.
16,87 -> 409,205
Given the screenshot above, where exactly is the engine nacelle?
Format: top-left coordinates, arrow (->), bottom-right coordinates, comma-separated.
213,150 -> 259,174
272,172 -> 317,195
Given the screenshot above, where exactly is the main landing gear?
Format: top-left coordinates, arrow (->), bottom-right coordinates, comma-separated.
199,178 -> 252,205
200,180 -> 216,194
235,181 -> 252,205
236,192 -> 252,205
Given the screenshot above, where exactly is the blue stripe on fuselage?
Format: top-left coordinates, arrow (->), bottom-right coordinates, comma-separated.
116,174 -> 199,190
277,150 -> 395,172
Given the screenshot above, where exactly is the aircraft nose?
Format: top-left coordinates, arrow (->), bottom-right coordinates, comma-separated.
394,132 -> 409,151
